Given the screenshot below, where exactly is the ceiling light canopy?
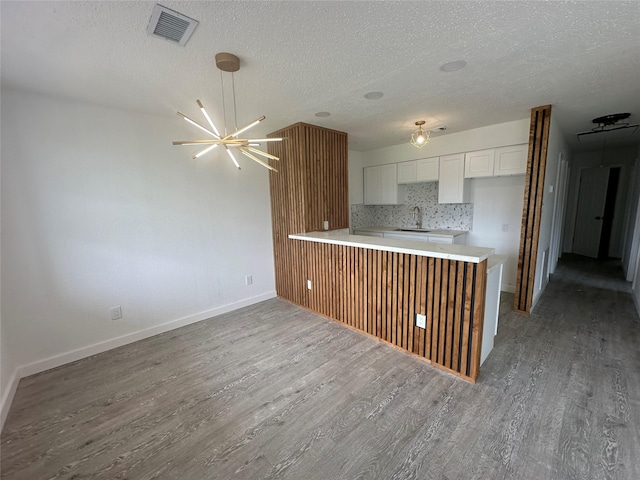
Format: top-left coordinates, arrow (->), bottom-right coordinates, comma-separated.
364,91 -> 384,100
410,121 -> 430,148
439,60 -> 467,72
173,52 -> 283,172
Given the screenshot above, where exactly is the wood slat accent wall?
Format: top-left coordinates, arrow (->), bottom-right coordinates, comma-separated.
301,242 -> 487,382
267,123 -> 348,306
515,105 -> 552,314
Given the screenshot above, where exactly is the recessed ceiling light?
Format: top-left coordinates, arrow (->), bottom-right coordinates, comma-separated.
364,91 -> 384,100
315,111 -> 331,117
439,60 -> 467,72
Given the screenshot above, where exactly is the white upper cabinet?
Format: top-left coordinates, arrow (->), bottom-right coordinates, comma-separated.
464,149 -> 495,178
464,144 -> 527,178
397,161 -> 417,184
364,164 -> 400,205
416,157 -> 439,182
494,144 -> 528,176
397,157 -> 439,184
438,154 -> 470,204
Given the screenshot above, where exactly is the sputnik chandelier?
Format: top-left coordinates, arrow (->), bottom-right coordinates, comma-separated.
173,52 -> 282,172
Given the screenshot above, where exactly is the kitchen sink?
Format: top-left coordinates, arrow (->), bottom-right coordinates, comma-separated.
395,228 -> 431,233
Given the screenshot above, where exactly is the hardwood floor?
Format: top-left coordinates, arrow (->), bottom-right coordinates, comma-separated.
2,256 -> 639,479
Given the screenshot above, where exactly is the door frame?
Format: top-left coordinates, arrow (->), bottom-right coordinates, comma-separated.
572,165 -> 611,258
549,152 -> 569,274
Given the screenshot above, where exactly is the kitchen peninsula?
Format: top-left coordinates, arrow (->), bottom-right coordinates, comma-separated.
288,230 -> 502,382
267,122 -> 505,383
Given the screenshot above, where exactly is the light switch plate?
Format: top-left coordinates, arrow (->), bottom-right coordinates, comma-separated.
416,313 -> 426,329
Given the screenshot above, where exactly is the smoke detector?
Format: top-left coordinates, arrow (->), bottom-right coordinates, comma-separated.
147,4 -> 198,46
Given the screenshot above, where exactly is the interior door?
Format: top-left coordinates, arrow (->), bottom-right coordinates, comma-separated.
573,166 -> 610,258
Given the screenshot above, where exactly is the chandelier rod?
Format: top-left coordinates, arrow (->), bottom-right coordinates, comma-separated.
232,71 -> 238,132
220,69 -> 228,137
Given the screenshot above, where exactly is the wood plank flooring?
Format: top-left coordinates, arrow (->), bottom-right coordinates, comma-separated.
2,255 -> 639,479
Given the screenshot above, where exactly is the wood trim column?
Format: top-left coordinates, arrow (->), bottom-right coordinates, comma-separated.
268,123 -> 348,306
514,105 -> 552,314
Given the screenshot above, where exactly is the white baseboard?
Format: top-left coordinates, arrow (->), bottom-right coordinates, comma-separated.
501,283 -> 516,293
0,369 -> 20,431
0,291 -> 276,431
632,286 -> 640,318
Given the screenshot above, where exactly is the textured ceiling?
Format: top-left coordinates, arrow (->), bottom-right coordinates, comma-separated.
2,1 -> 639,152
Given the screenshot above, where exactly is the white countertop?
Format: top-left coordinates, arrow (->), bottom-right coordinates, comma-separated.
487,254 -> 508,273
354,226 -> 468,237
289,231 -> 494,263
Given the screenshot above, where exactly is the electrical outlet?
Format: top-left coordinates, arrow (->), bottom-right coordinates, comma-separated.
245,275 -> 253,286
502,223 -> 509,232
323,220 -> 329,230
110,306 -> 122,321
307,279 -> 312,290
416,313 -> 426,329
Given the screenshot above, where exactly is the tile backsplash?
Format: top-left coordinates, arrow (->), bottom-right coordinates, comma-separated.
352,182 -> 473,231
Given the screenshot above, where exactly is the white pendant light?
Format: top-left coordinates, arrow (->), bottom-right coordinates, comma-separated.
173,52 -> 283,172
410,120 -> 430,148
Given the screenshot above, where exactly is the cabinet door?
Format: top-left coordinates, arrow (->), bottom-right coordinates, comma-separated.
383,232 -> 429,242
464,149 -> 495,178
494,144 -> 527,176
438,154 -> 469,204
364,164 -> 398,205
416,157 -> 439,182
364,166 -> 380,205
354,230 -> 384,237
397,161 -> 417,184
426,235 -> 453,244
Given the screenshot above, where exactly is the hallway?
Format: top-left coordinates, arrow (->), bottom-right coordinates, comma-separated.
488,253 -> 639,478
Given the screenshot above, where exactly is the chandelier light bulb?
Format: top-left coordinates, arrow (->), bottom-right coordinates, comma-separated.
172,53 -> 281,172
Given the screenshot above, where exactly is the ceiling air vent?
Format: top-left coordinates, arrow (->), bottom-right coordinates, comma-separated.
147,4 -> 198,46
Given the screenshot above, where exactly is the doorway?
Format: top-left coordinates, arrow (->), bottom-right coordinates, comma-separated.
572,166 -> 621,259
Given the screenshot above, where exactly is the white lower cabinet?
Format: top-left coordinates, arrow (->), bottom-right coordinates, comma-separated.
380,231 -> 465,244
354,230 -> 384,237
383,231 -> 429,242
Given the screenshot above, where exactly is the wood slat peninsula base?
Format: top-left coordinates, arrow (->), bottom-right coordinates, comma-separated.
288,232 -> 493,382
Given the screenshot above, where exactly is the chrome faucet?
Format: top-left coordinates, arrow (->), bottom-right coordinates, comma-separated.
413,206 -> 422,229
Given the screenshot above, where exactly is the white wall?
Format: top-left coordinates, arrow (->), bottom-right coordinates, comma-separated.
627,144 -> 640,306
1,89 -> 276,427
348,149 -> 364,207
631,201 -> 640,311
364,119 -> 531,167
466,176 -> 525,292
531,113 -> 570,308
562,146 -> 638,257
622,157 -> 640,279
350,118 -> 530,291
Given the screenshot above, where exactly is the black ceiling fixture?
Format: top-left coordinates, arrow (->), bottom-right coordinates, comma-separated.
576,112 -> 639,142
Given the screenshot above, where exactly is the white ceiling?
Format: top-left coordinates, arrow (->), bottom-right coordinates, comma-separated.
2,1 -> 639,152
